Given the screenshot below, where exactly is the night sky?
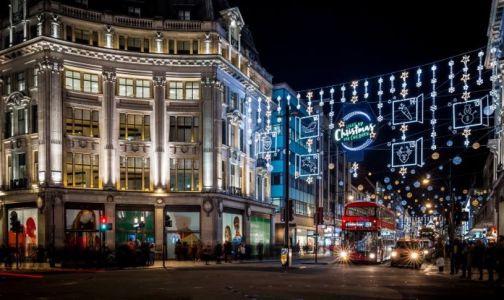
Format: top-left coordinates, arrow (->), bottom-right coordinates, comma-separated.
230,0 -> 493,90
230,0 -> 496,213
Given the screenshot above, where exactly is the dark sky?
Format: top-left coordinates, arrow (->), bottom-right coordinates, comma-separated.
230,0 -> 493,91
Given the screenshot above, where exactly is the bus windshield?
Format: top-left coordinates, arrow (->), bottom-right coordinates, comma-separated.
345,231 -> 377,253
346,207 -> 376,217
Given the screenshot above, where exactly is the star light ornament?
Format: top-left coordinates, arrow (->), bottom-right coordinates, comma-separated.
306,91 -> 313,115
490,48 -> 500,110
351,162 -> 359,178
462,128 -> 472,147
400,124 -> 408,141
276,96 -> 282,123
319,89 -> 324,107
340,85 -> 347,103
351,81 -> 359,104
416,68 -> 422,88
257,97 -> 262,124
399,167 -> 408,177
377,77 -> 384,122
461,55 -> 471,101
400,71 -> 409,98
389,75 -> 396,94
265,96 -> 272,132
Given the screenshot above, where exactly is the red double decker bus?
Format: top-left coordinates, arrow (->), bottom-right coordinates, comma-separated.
341,201 -> 396,263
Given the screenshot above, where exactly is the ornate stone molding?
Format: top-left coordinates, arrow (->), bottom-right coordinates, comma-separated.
37,52 -> 63,74
102,70 -> 117,83
201,76 -> 222,88
153,75 -> 166,87
5,91 -> 31,107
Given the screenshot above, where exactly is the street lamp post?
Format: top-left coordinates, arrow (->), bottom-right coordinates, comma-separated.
283,95 -> 291,267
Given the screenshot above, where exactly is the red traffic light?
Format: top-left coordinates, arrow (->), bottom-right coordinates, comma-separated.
100,216 -> 107,224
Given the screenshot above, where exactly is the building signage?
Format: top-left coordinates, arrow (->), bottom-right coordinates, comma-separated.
335,111 -> 376,151
345,221 -> 373,228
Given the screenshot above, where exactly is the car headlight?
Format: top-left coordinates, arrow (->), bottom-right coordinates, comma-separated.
369,253 -> 376,259
340,251 -> 348,259
423,250 -> 429,255
410,252 -> 419,260
391,251 -> 397,258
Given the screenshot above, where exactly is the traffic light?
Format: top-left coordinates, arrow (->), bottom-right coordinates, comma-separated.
100,216 -> 108,231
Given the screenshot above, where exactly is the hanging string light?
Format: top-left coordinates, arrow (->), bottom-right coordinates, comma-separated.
340,85 -> 346,103
377,77 -> 384,122
461,55 -> 471,101
319,89 -> 324,107
490,47 -> 499,110
364,80 -> 369,99
296,93 -> 301,110
416,68 -> 422,88
477,50 -> 484,86
448,60 -> 455,93
430,64 -> 438,151
329,87 -> 335,130
276,95 -> 282,123
265,96 -> 272,132
351,162 -> 359,178
247,96 -> 253,145
389,75 -> 396,94
462,128 -> 471,147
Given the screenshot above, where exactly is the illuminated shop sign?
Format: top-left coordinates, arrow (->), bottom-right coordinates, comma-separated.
345,221 -> 373,228
335,111 -> 376,151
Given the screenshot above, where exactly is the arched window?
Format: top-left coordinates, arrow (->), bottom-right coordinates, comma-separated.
4,91 -> 36,138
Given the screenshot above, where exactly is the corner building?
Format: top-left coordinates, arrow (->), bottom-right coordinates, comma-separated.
0,0 -> 274,260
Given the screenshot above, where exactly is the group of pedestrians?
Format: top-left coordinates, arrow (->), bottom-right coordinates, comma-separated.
448,236 -> 504,283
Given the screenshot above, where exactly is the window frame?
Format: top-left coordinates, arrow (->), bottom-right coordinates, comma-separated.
65,152 -> 100,188
118,78 -> 151,98
119,112 -> 151,141
120,156 -> 151,191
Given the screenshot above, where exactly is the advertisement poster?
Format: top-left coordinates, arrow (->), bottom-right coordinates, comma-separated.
65,208 -> 102,250
222,213 -> 242,246
166,211 -> 200,259
8,208 -> 38,258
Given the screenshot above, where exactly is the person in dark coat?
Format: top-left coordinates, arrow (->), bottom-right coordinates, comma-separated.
450,238 -> 461,275
485,241 -> 497,282
224,241 -> 232,263
257,242 -> 264,261
469,240 -> 485,280
460,241 -> 469,279
215,242 -> 223,264
203,243 -> 212,265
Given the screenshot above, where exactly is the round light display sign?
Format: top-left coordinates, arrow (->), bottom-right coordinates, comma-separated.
335,110 -> 377,151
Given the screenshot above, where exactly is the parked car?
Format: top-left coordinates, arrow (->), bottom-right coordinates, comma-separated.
390,240 -> 424,269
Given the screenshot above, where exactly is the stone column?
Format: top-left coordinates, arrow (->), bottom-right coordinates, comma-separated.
47,193 -> 65,251
37,52 -> 63,186
153,74 -> 166,189
0,202 -> 7,245
201,74 -> 222,191
154,205 -> 164,255
102,69 -> 116,189
0,78 -> 3,188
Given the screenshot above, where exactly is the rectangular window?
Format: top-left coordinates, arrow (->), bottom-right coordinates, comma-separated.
118,78 -> 134,97
16,72 -> 25,91
135,80 -> 151,98
120,156 -> 150,191
222,119 -> 227,145
31,105 -> 37,133
65,152 -> 99,188
65,107 -> 100,137
168,81 -> 184,100
143,38 -> 150,52
17,108 -> 27,135
178,10 -> 191,20
83,73 -> 99,93
65,70 -> 81,91
127,37 -> 142,52
92,31 -> 99,47
170,158 -> 199,192
185,82 -> 200,100
74,28 -> 90,45
177,40 -> 190,55
5,111 -> 12,138
168,40 -> 175,54
192,40 -> 198,54
169,116 -> 199,142
119,36 -> 126,50
119,113 -> 150,141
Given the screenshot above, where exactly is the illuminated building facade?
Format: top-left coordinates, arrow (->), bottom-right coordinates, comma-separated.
0,0 -> 274,260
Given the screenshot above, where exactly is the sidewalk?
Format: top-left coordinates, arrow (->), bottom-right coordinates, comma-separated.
423,260 -> 503,286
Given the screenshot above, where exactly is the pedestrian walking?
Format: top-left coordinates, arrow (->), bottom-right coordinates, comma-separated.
471,240 -> 485,280
257,242 -> 264,261
215,242 -> 223,264
224,241 -> 232,263
450,238 -> 461,275
485,241 -> 497,282
460,241 -> 469,279
203,243 -> 212,265
434,239 -> 445,273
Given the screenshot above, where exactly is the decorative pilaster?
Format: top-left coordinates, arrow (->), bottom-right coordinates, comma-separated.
102,68 -> 116,189
37,52 -> 64,186
201,73 -> 223,191
155,32 -> 163,54
51,14 -> 60,39
105,25 -> 113,48
37,14 -> 44,36
153,74 -> 166,189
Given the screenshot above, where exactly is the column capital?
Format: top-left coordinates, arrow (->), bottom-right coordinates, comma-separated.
201,76 -> 222,88
102,69 -> 117,83
153,75 -> 166,87
37,52 -> 63,74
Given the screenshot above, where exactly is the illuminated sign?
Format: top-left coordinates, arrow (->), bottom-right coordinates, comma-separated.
335,111 -> 376,151
345,221 -> 373,228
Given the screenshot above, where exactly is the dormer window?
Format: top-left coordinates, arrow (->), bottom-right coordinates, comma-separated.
128,7 -> 141,17
178,10 -> 191,20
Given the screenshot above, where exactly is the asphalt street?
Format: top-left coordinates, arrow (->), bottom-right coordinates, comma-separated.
0,262 -> 501,300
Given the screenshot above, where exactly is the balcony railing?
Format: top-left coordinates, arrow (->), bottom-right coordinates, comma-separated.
60,5 -> 102,22
164,20 -> 202,31
114,16 -> 153,29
